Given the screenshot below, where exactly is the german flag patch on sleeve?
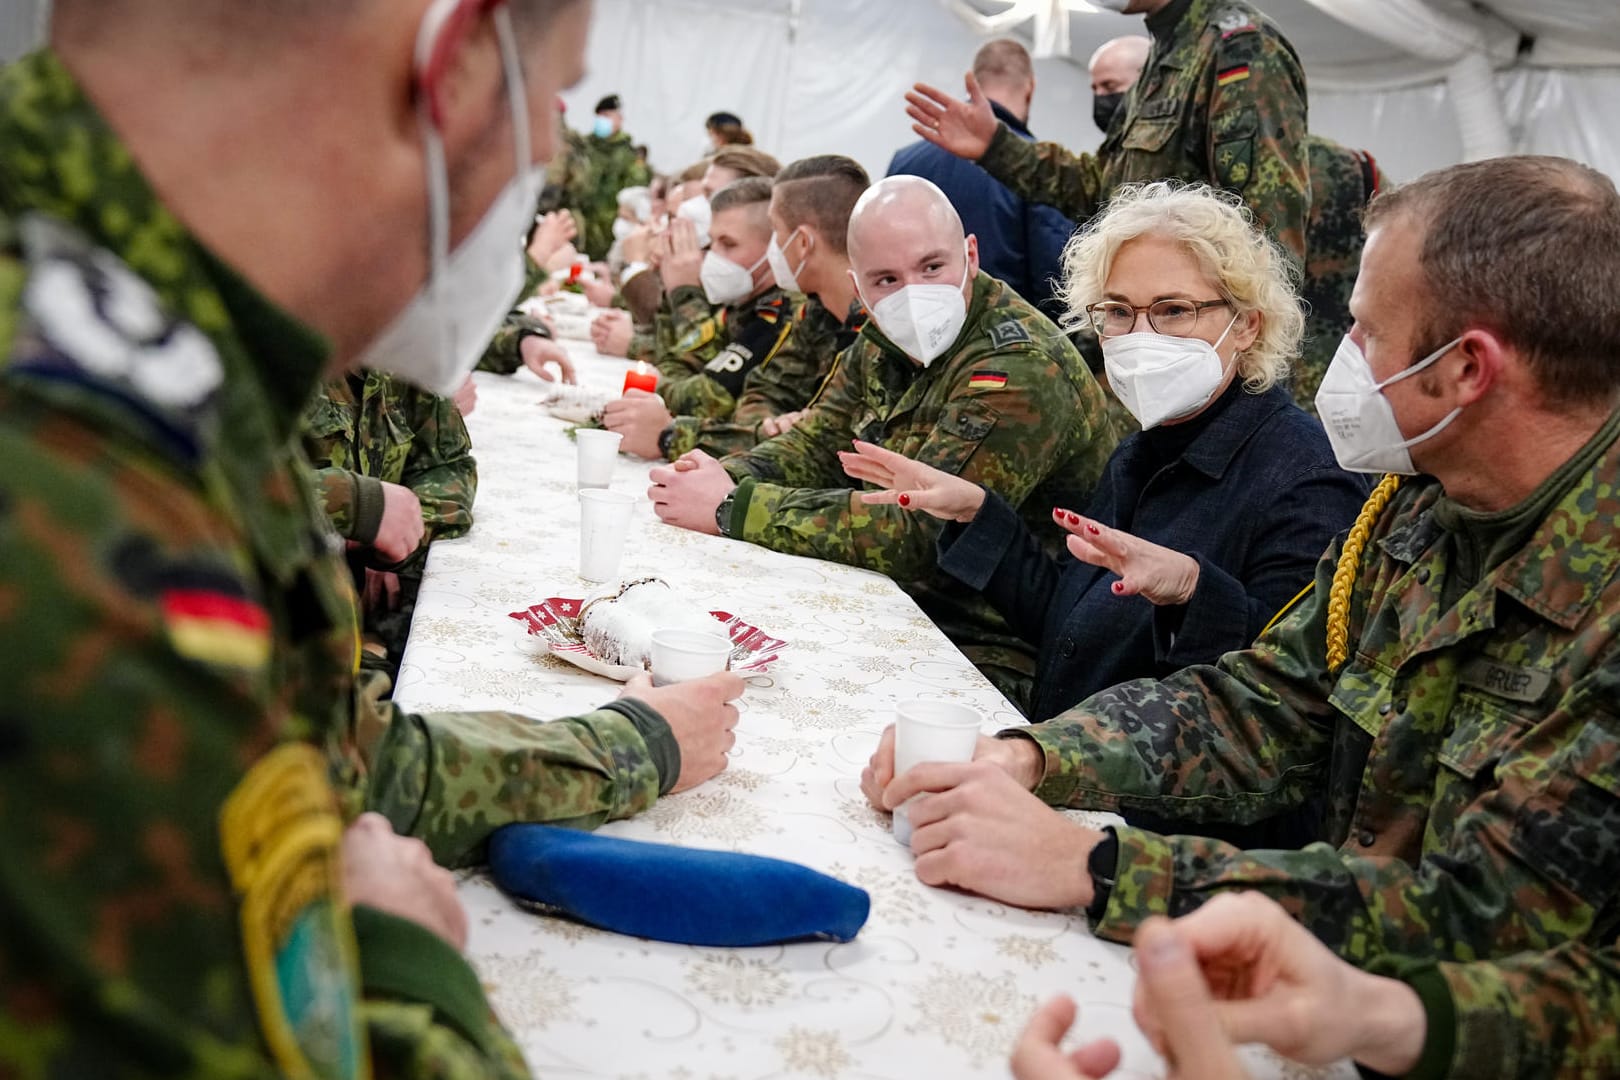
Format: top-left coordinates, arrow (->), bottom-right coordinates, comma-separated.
967,370 -> 1009,390
1216,64 -> 1252,87
163,588 -> 272,669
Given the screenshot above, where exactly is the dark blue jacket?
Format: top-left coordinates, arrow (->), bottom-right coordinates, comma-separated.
937,382 -> 1369,723
887,102 -> 1075,323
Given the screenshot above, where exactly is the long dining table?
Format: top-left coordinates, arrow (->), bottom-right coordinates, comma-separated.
391,327 -> 1349,1080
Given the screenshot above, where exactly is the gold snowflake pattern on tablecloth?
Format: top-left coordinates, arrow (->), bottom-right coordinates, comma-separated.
442,664 -> 557,705
773,1026 -> 854,1078
714,768 -> 770,792
904,967 -> 1036,1067
684,952 -> 791,1009
778,695 -> 864,731
472,952 -> 582,1032
824,863 -> 935,927
834,797 -> 893,838
643,786 -> 770,845
994,934 -> 1060,969
852,654 -> 905,676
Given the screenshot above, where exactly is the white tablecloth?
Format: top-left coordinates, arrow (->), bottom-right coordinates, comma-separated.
394,340 -> 1347,1080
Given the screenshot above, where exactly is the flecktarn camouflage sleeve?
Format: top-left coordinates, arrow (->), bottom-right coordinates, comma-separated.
976,122 -> 1108,223
402,389 -> 477,543
347,674 -> 675,869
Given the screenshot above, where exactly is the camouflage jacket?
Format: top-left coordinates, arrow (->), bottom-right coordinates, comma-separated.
1013,413 -> 1620,967
664,295 -> 868,460
548,131 -> 650,261
657,286 -> 794,419
1294,135 -> 1388,411
1403,943 -> 1620,1079
302,369 -> 477,574
0,52 -> 680,1079
977,0 -> 1310,269
721,273 -> 1117,704
651,283 -> 727,381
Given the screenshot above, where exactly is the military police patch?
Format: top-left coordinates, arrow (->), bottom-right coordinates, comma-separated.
987,321 -> 1032,349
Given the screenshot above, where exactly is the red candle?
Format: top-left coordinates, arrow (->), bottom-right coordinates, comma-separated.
622,363 -> 658,395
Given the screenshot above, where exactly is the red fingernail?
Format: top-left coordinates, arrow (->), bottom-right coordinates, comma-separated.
898,493 -> 911,508
1052,508 -> 1064,521
1087,524 -> 1100,535
1112,582 -> 1124,595
1067,513 -> 1080,525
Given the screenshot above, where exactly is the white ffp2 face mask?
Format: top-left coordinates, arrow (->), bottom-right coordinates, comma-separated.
354,0 -> 537,397
1315,334 -> 1464,475
1102,313 -> 1238,430
766,229 -> 809,294
864,245 -> 972,368
676,195 -> 712,246
612,217 -> 637,243
1094,0 -> 1133,10
700,249 -> 769,305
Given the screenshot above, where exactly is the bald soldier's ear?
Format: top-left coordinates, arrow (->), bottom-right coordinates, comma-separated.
965,235 -> 981,281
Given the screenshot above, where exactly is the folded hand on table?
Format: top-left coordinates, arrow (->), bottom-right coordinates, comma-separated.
603,390 -> 673,459
619,671 -> 745,791
581,278 -> 617,309
520,335 -> 578,384
648,450 -> 735,535
838,439 -> 985,522
758,410 -> 807,439
591,309 -> 634,357
1013,917 -> 1250,1080
342,812 -> 469,950
374,481 -> 425,564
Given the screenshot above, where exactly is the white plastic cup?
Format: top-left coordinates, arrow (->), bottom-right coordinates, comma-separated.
576,429 -> 623,490
577,489 -> 635,582
892,700 -> 985,847
649,628 -> 734,686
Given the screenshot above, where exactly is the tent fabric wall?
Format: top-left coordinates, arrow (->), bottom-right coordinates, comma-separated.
562,0 -> 1102,180
1,0 -> 46,64
1312,66 -> 1620,183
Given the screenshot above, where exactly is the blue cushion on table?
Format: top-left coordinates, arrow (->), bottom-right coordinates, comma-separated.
487,824 -> 871,947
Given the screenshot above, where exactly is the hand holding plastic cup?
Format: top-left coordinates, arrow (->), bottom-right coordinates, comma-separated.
650,628 -> 734,686
576,428 -> 622,490
892,700 -> 985,847
577,489 -> 635,582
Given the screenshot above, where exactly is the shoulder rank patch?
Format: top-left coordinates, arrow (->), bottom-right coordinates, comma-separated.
987,321 -> 1032,349
163,587 -> 272,669
1217,64 -> 1252,87
968,370 -> 1008,390
676,319 -> 718,353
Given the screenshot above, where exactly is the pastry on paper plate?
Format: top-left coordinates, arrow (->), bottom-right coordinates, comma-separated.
579,578 -> 722,673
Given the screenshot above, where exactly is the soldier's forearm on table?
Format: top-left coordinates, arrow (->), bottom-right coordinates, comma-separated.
359,704 -> 671,868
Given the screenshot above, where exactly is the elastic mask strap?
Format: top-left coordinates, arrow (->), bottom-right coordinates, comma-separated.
1374,335 -> 1463,393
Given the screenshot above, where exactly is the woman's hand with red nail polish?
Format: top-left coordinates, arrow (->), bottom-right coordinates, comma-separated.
1056,511 -> 1201,606
839,440 -> 986,522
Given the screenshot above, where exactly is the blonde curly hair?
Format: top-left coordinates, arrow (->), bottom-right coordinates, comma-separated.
1058,181 -> 1304,393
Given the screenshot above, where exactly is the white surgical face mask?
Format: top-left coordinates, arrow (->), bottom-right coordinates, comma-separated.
354,0 -> 536,397
1102,313 -> 1238,430
700,249 -> 769,305
612,217 -> 637,243
1315,334 -> 1464,475
676,195 -> 712,246
863,244 -> 972,367
767,229 -> 810,294
1094,0 -> 1133,10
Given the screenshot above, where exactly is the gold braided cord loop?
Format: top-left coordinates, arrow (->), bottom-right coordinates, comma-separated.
1325,474 -> 1402,671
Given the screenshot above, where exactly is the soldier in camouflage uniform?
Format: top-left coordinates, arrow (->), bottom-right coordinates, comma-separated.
0,5 -> 741,1075
303,370 -> 477,675
907,0 -> 1310,270
1295,135 -> 1387,410
863,159 -> 1620,1006
549,94 -> 651,260
650,154 -> 876,461
647,177 -> 1117,707
603,177 -> 797,457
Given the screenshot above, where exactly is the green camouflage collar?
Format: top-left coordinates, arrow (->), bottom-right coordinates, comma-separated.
0,51 -> 330,446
